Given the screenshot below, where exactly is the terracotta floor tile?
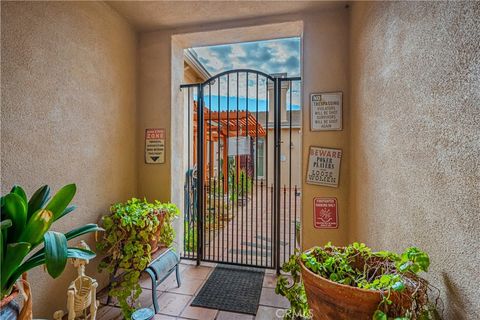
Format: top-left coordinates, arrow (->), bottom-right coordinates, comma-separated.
166,278 -> 204,295
96,306 -> 123,320
255,306 -> 285,320
181,266 -> 213,280
180,305 -> 218,320
155,292 -> 192,316
158,274 -> 181,291
262,274 -> 279,288
216,310 -> 254,320
153,314 -> 177,320
259,287 -> 290,309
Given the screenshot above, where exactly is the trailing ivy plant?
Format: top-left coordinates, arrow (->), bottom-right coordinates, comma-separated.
97,198 -> 179,319
276,243 -> 442,320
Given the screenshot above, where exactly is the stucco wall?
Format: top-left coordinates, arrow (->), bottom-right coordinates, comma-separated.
137,9 -> 351,254
349,2 -> 480,318
1,1 -> 137,317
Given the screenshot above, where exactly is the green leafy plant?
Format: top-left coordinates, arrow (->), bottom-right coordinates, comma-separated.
97,198 -> 179,319
275,250 -> 311,320
229,169 -> 253,202
158,202 -> 180,247
0,184 -> 101,298
276,243 -> 441,320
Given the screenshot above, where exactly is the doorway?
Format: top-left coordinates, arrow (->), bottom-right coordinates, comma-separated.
181,69 -> 301,272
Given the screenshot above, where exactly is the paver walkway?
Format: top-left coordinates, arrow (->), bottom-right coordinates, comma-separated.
184,185 -> 301,268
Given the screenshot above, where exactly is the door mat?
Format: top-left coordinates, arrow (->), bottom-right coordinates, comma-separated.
191,264 -> 265,315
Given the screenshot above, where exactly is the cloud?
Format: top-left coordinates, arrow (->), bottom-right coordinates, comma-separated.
188,38 -> 301,109
191,37 -> 300,77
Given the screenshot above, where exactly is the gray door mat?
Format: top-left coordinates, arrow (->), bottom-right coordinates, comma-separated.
190,264 -> 265,315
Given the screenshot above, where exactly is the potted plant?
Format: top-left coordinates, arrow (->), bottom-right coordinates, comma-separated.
97,198 -> 179,319
0,184 -> 101,319
276,243 -> 441,320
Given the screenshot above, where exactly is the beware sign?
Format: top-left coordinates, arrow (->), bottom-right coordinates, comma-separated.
145,128 -> 165,164
314,197 -> 338,229
306,146 -> 342,187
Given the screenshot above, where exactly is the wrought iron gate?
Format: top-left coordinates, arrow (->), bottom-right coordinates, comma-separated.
181,70 -> 301,273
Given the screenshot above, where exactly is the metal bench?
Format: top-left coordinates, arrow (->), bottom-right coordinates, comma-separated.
144,249 -> 181,314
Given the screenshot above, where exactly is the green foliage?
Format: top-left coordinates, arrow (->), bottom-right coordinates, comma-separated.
229,169 -> 253,201
184,221 -> 197,253
275,250 -> 311,319
97,198 -> 179,319
158,202 -> 180,247
0,184 -> 100,298
276,243 -> 440,320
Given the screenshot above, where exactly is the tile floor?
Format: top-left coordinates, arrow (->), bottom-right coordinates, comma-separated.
97,260 -> 290,320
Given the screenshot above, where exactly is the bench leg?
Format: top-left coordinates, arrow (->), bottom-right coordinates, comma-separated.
175,264 -> 181,288
145,269 -> 160,314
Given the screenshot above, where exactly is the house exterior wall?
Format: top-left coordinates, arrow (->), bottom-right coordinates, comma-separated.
264,128 -> 302,188
1,1 -> 137,317
349,2 -> 480,318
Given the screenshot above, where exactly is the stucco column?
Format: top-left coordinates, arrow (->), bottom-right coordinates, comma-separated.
267,74 -> 290,123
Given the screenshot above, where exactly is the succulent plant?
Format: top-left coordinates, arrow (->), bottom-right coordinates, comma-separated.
0,184 -> 102,298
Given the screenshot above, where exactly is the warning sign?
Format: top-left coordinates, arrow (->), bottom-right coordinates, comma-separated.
145,128 -> 165,164
306,146 -> 342,187
313,197 -> 338,229
310,92 -> 342,131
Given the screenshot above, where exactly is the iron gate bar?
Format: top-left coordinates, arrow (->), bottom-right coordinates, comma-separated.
289,81 -> 293,261
236,72 -> 240,265
197,84 -> 204,266
255,73 -> 259,266
226,74 -> 231,263
273,77 -> 281,274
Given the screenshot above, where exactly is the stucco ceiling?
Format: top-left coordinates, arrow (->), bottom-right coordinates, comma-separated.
107,1 -> 346,31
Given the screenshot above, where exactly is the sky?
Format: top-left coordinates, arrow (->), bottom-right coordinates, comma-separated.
187,37 -> 301,111
192,37 -> 300,77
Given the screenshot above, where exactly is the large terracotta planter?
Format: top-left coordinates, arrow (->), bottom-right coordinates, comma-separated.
300,259 -> 383,320
0,287 -> 20,320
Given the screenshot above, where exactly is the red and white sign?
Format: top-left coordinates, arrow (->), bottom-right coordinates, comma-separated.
145,128 -> 166,164
313,197 -> 338,229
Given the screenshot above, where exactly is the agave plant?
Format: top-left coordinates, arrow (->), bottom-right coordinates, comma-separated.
0,184 -> 102,298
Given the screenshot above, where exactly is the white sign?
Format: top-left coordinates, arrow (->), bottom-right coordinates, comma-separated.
228,137 -> 251,156
306,146 -> 342,187
145,128 -> 165,164
311,92 -> 343,131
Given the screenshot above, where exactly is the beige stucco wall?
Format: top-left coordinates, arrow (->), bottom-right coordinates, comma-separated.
1,1 -> 137,317
349,2 -> 480,318
137,9 -> 351,254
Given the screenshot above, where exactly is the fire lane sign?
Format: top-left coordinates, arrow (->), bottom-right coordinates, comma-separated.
145,128 -> 165,164
306,146 -> 342,187
314,197 -> 338,229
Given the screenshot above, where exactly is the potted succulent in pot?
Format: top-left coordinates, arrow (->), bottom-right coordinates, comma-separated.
0,184 -> 101,319
97,198 -> 179,319
276,242 -> 442,320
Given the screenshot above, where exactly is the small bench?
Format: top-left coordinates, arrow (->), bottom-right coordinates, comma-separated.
144,249 -> 181,314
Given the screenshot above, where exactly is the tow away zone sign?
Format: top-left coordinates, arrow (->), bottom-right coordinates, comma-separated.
145,128 -> 165,164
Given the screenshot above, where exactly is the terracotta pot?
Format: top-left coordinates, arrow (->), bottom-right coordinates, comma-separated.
300,258 -> 383,320
0,287 -> 20,320
150,210 -> 166,253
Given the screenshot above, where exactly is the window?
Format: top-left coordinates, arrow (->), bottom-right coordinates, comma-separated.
256,138 -> 265,178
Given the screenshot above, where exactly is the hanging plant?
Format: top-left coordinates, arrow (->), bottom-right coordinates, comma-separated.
97,198 -> 179,319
